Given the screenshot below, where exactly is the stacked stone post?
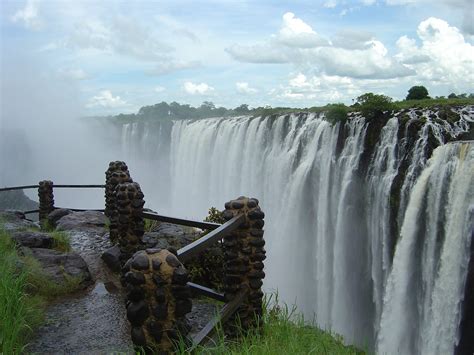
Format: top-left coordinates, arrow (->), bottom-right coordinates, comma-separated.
222,196 -> 266,335
105,162 -> 132,243
115,182 -> 145,262
38,180 -> 54,229
123,249 -> 192,352
105,161 -> 131,218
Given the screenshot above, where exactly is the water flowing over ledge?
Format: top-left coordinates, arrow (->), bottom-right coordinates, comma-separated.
118,108 -> 473,354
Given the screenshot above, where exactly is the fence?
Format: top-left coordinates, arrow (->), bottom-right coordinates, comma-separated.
0,161 -> 266,352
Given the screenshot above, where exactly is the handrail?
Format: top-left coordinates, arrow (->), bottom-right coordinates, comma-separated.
0,184 -> 105,193
189,289 -> 248,350
52,184 -> 105,188
141,211 -> 221,231
187,282 -> 226,302
177,214 -> 245,263
0,185 -> 39,192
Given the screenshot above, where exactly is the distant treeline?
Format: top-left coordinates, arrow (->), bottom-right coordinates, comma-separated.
105,87 -> 474,124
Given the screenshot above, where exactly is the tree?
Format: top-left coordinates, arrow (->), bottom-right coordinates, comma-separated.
448,93 -> 457,99
356,93 -> 393,119
406,86 -> 430,100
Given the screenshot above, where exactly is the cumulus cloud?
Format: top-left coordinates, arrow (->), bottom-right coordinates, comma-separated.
87,90 -> 128,108
154,86 -> 165,93
236,82 -> 258,94
11,0 -> 42,30
183,82 -> 214,95
396,17 -> 474,85
276,12 -> 328,48
227,12 -> 412,80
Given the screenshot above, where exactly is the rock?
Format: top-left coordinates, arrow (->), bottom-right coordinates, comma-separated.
56,211 -> 108,234
12,231 -> 54,249
28,248 -> 92,287
101,245 -> 122,272
142,222 -> 196,250
0,210 -> 38,232
48,209 -> 71,228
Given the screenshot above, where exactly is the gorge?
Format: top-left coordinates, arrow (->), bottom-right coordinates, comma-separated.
110,106 -> 473,354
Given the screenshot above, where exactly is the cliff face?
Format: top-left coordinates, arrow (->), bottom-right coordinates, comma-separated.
0,189 -> 38,212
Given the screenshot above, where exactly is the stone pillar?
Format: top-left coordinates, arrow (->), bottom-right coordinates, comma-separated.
222,196 -> 266,335
123,249 -> 192,353
116,182 -> 145,262
38,180 -> 54,229
105,161 -> 131,218
106,162 -> 132,243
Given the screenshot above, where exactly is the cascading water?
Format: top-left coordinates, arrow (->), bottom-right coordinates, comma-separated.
118,107 -> 473,354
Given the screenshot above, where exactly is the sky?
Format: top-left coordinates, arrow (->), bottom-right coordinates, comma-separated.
1,0 -> 473,116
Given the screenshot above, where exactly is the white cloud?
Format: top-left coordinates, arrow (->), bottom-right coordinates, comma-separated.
11,0 -> 42,30
227,12 -> 412,80
87,90 -> 128,108
236,82 -> 258,94
183,82 -> 215,95
277,12 -> 329,48
154,86 -> 166,93
396,17 -> 474,85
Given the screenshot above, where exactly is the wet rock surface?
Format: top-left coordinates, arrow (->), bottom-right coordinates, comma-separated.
27,248 -> 92,286
0,210 -> 38,232
56,211 -> 108,234
22,211 -> 218,354
27,212 -> 134,354
12,230 -> 53,248
142,222 -> 197,250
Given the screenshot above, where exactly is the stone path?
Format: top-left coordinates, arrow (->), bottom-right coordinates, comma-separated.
27,216 -> 134,355
20,211 -> 218,354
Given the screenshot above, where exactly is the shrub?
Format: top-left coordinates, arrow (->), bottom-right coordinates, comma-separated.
325,103 -> 349,124
356,93 -> 394,119
406,85 -> 430,100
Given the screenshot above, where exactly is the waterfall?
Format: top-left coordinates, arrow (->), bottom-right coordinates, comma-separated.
377,142 -> 474,354
119,108 -> 473,353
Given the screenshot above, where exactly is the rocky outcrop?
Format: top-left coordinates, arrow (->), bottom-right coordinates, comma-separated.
12,230 -> 54,249
25,247 -> 92,287
0,210 -> 38,231
47,208 -> 71,228
56,211 -> 108,234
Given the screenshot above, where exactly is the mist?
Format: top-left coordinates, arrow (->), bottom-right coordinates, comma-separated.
0,51 -> 117,208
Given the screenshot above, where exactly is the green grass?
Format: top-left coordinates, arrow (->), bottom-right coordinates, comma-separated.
0,228 -> 44,354
177,294 -> 365,355
0,222 -> 80,353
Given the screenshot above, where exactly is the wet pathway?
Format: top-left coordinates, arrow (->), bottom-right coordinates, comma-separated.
27,228 -> 134,355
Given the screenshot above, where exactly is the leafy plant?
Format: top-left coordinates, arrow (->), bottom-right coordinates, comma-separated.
356,93 -> 394,119
406,85 -> 430,100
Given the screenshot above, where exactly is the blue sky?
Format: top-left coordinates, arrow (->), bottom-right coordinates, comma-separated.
1,0 -> 473,116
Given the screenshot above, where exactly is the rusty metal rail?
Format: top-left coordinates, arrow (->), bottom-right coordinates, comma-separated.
177,214 -> 245,263
141,211 -> 222,231
189,289 -> 248,350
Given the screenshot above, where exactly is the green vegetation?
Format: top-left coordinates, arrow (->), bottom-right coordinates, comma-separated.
355,93 -> 394,120
187,208 -> 225,290
325,103 -> 349,124
406,85 -> 430,100
0,227 -> 44,354
0,223 -> 78,353
179,294 -> 364,355
101,88 -> 473,127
